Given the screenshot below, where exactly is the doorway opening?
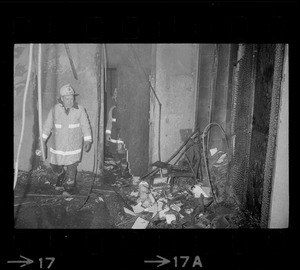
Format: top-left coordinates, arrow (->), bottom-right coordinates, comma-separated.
104,67 -> 130,178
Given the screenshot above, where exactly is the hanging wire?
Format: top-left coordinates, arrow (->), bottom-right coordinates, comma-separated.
14,44 -> 34,190
78,44 -> 106,210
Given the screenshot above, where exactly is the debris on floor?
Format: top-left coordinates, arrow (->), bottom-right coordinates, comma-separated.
14,131 -> 260,229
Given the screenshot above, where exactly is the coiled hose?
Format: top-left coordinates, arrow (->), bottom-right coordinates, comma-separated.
202,122 -> 229,203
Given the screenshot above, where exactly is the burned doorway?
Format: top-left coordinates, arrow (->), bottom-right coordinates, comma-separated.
102,44 -> 152,178
103,67 -> 130,178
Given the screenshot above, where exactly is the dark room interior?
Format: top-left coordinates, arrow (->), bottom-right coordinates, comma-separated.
14,43 -> 288,229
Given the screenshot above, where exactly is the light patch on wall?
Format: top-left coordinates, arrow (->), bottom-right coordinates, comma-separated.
14,45 -> 30,97
161,113 -> 192,162
58,55 -> 72,74
46,58 -> 57,72
176,59 -> 192,74
58,54 -> 79,75
171,74 -> 193,92
77,66 -> 97,84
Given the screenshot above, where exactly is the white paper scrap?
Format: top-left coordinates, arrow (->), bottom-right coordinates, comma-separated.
159,206 -> 170,219
124,207 -> 137,216
147,202 -> 158,213
210,148 -> 218,156
130,191 -> 139,197
153,177 -> 168,185
148,193 -> 156,203
157,201 -> 163,212
191,185 -> 210,198
132,202 -> 145,213
165,214 -> 176,224
132,217 -> 149,229
216,153 -> 227,164
201,186 -> 211,197
151,211 -> 158,219
170,204 -> 181,212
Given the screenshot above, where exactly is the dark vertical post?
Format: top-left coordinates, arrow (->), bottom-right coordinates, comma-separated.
225,44 -> 238,138
195,44 -> 216,133
260,44 -> 285,228
210,44 -> 232,151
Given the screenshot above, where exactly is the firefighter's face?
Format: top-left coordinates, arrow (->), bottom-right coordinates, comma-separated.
62,95 -> 74,109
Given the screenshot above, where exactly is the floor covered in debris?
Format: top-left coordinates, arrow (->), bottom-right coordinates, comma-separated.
14,142 -> 261,229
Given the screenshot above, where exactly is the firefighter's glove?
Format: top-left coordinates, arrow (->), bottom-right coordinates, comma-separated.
36,140 -> 47,158
39,140 -> 47,152
106,134 -> 111,141
84,141 -> 91,152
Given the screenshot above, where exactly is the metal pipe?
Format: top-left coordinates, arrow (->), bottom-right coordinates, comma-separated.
37,44 -> 45,161
141,129 -> 199,179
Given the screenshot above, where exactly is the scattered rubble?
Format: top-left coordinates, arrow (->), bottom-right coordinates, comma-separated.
112,132 -> 245,229
15,130 -> 258,229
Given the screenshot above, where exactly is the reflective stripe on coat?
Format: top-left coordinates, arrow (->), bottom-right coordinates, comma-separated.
42,103 -> 92,165
106,105 -> 118,141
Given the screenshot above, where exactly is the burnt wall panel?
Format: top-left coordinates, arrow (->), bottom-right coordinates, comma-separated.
260,44 -> 285,227
247,44 -> 276,216
230,44 -> 254,206
225,44 -> 238,136
196,44 -> 216,132
210,44 -> 231,151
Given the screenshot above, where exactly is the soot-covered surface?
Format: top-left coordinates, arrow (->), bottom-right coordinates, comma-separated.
14,164 -> 128,229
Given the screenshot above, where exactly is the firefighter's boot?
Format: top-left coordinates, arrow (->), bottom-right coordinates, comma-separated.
64,164 -> 78,194
55,169 -> 65,191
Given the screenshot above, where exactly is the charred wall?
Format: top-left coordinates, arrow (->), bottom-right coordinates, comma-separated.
246,44 -> 276,215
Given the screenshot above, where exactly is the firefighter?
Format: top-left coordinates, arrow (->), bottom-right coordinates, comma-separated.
40,84 -> 92,193
105,105 -> 118,153
105,105 -> 130,177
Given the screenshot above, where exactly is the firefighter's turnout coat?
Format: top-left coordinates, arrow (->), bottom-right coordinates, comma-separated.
42,101 -> 92,166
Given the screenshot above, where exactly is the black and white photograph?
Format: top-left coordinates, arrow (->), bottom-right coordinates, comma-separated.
13,43 -> 288,229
